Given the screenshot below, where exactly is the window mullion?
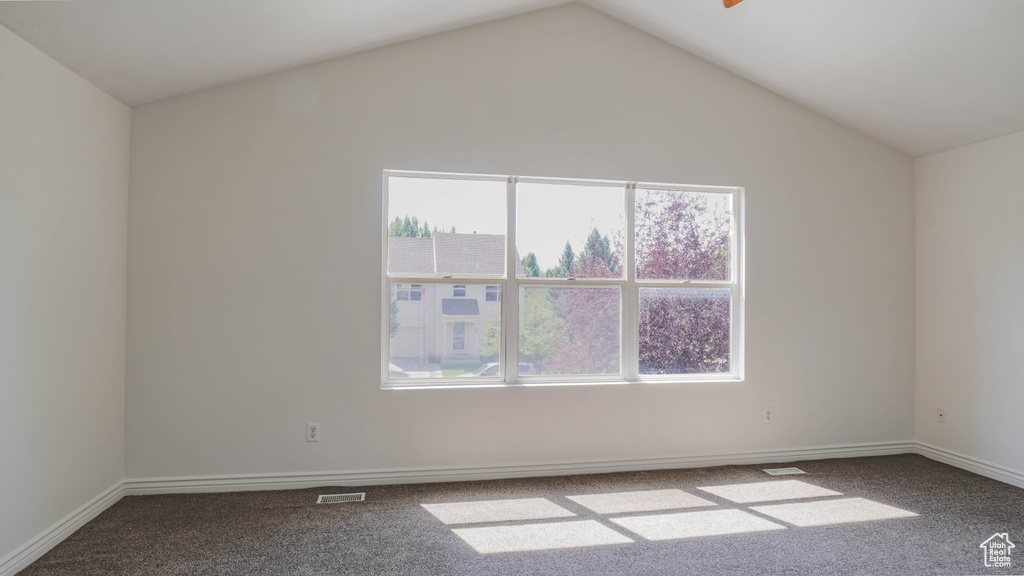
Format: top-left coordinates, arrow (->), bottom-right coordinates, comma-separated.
623,183 -> 638,381
503,176 -> 519,384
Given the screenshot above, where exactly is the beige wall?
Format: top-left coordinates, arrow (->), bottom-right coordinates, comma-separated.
915,129 -> 1024,475
0,24 -> 130,564
126,4 -> 914,480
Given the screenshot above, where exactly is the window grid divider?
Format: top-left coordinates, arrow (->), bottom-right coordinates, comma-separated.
503,176 -> 519,384
623,183 -> 639,381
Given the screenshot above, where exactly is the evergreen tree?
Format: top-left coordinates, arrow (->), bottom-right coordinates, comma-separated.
388,215 -> 451,237
556,241 -> 575,277
521,252 -> 541,277
575,228 -> 619,277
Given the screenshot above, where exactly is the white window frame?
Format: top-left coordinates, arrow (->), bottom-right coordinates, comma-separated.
381,170 -> 744,388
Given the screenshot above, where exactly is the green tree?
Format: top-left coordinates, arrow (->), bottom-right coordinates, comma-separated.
480,311 -> 501,359
389,215 -> 449,237
521,252 -> 541,278
389,297 -> 401,337
555,241 -> 574,277
518,288 -> 567,367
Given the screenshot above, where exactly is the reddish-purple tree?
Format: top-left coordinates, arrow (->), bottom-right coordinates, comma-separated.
639,288 -> 730,374
542,229 -> 621,374
635,190 -> 731,281
636,190 -> 733,374
544,286 -> 620,375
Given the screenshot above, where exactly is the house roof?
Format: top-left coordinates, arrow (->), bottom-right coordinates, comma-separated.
388,233 -> 524,277
387,237 -> 435,275
435,233 -> 507,276
441,298 -> 480,316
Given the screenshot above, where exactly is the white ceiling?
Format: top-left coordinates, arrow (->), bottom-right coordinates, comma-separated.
1,0 -> 1022,157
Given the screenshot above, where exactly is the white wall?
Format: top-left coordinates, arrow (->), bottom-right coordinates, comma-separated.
0,25 -> 130,563
126,4 -> 914,480
915,129 -> 1024,475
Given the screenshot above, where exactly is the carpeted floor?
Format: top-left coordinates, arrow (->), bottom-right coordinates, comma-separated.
20,454 -> 1024,575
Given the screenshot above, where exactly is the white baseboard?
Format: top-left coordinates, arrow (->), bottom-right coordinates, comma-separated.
915,441 -> 1024,489
122,440 -> 917,495
0,481 -> 124,576
9,440 -> 1020,575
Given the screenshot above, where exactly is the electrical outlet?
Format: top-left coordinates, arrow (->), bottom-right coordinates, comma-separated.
307,423 -> 320,442
763,408 -> 774,424
937,408 -> 946,424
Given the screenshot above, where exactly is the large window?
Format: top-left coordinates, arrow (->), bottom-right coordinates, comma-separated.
382,170 -> 743,386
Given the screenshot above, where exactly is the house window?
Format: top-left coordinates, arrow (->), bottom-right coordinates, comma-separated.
452,322 -> 466,351
383,170 -> 743,386
486,285 -> 501,302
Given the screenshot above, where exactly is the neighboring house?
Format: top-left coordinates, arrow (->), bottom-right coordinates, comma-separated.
388,233 -> 522,366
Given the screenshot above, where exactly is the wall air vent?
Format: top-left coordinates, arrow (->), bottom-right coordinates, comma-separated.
317,493 -> 366,504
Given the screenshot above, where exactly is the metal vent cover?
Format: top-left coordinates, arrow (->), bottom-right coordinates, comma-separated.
763,467 -> 806,476
317,492 -> 365,504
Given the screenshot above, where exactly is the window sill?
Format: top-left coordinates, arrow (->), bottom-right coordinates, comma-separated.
382,376 -> 744,390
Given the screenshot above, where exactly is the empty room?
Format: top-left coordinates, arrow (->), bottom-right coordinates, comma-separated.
2,1 -> 1022,574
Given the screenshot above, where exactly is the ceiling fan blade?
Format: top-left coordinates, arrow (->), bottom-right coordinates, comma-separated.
723,0 -> 744,7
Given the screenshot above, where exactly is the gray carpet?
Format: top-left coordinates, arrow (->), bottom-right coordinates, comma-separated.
20,454 -> 1024,575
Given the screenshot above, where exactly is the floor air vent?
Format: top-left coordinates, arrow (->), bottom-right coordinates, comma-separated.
763,467 -> 806,476
317,493 -> 365,504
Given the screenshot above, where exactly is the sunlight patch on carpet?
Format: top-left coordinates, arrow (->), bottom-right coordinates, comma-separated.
697,479 -> 842,503
452,520 -> 633,553
567,489 -> 716,514
610,509 -> 786,541
750,497 -> 918,527
421,498 -> 576,525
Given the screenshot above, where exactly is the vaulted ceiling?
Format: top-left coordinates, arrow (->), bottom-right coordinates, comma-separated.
2,0 -> 1021,157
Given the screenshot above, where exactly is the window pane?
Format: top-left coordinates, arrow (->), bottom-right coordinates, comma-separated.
486,285 -> 501,302
388,283 -> 500,379
639,288 -> 731,375
635,189 -> 733,281
517,183 -> 624,279
519,286 -> 621,376
387,176 -> 506,276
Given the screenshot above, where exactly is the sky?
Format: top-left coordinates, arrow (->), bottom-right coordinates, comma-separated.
388,176 -> 625,273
